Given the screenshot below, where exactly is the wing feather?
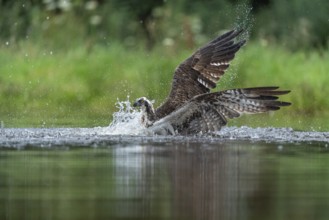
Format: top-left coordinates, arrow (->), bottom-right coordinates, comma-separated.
197,87 -> 291,115
155,29 -> 246,119
150,87 -> 291,135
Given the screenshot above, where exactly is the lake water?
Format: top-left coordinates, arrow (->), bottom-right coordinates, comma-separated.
0,127 -> 329,220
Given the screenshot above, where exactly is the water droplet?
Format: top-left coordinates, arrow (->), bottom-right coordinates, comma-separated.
5,41 -> 9,46
46,16 -> 50,20
50,51 -> 53,55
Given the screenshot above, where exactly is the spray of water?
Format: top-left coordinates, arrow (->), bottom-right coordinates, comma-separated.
105,98 -> 147,135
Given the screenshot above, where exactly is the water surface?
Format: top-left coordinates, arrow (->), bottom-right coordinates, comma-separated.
0,127 -> 328,220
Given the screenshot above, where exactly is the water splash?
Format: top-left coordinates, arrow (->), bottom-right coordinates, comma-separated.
234,3 -> 253,39
0,126 -> 328,148
105,98 -> 146,135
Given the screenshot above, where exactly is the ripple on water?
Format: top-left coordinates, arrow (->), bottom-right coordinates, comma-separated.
0,101 -> 328,148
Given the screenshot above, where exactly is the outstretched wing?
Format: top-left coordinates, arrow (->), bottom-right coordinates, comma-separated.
155,29 -> 246,119
151,87 -> 291,135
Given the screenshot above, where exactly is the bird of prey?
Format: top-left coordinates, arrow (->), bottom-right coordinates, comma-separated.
133,29 -> 291,135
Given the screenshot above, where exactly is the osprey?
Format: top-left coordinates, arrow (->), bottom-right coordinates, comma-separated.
133,29 -> 291,135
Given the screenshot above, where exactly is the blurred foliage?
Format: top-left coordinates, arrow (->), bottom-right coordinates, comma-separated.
0,42 -> 328,130
254,0 -> 329,50
0,0 -> 328,50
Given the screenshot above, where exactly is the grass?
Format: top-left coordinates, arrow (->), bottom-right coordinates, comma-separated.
0,41 -> 328,130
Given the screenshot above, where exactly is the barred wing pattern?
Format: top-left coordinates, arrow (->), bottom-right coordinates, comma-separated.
150,87 -> 291,135
155,29 -> 246,119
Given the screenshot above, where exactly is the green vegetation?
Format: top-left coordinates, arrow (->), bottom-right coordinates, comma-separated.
0,41 -> 328,130
0,0 -> 328,130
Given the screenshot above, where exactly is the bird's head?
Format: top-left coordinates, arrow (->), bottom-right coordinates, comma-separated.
133,97 -> 152,109
133,97 -> 156,126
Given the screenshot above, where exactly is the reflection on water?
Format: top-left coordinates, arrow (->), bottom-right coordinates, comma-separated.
1,142 -> 329,220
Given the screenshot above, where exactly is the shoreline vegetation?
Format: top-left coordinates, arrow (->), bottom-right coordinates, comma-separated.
0,41 -> 328,131
0,0 -> 328,131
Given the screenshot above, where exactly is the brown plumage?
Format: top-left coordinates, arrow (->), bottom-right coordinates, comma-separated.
133,29 -> 291,135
